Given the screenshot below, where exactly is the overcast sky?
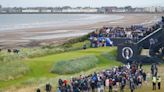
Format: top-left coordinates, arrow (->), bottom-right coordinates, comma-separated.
0,0 -> 164,7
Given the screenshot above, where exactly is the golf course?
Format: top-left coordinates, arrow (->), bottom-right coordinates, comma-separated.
0,39 -> 163,92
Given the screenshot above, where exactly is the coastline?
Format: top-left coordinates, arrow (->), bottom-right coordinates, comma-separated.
0,13 -> 163,48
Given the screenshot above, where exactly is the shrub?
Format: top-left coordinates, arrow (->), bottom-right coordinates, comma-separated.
51,55 -> 99,74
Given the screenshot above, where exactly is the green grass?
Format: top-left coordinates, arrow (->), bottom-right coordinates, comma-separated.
0,40 -> 90,64
0,47 -> 122,92
0,40 -> 89,81
1,46 -> 164,92
51,55 -> 99,74
0,61 -> 29,81
100,49 -> 117,60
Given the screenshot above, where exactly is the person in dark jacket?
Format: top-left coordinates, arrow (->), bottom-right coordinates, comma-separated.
120,77 -> 126,92
129,78 -> 135,92
36,88 -> 41,92
157,76 -> 161,90
45,83 -> 52,92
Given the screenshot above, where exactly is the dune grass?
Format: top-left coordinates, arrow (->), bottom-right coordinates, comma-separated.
100,49 -> 117,60
0,47 -> 121,91
51,55 -> 99,74
0,40 -> 90,81
0,40 -> 90,63
0,61 -> 29,81
1,46 -> 164,92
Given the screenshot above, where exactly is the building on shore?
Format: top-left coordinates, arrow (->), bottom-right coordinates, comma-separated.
134,8 -> 145,13
101,7 -> 118,13
22,8 -> 40,13
156,6 -> 164,12
143,6 -> 164,13
39,7 -> 52,13
0,5 -> 164,14
114,7 -> 126,13
52,8 -> 62,13
144,6 -> 157,12
62,8 -> 98,13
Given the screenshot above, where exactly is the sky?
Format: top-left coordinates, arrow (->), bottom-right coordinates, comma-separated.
0,0 -> 164,7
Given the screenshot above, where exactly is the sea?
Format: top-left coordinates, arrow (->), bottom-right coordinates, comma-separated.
0,14 -> 124,31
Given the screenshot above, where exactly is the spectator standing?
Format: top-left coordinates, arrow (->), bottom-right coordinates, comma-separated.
142,71 -> 147,82
36,88 -> 41,92
152,76 -> 157,90
83,44 -> 87,50
129,78 -> 135,92
157,76 -> 161,90
109,78 -> 113,92
45,83 -> 52,92
120,77 -> 126,92
113,78 -> 118,92
105,77 -> 109,90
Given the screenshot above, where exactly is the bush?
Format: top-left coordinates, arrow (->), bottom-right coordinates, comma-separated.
51,55 -> 99,74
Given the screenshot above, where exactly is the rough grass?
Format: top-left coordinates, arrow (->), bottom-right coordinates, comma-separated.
100,49 -> 117,60
0,40 -> 90,63
0,40 -> 89,82
2,46 -> 164,92
0,61 -> 29,81
51,55 -> 99,74
0,47 -> 120,91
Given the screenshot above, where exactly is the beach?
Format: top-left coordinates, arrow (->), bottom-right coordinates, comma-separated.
0,13 -> 163,48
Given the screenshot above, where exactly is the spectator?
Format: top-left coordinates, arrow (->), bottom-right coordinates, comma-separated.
13,49 -> 20,54
157,76 -> 161,90
129,77 -> 135,92
83,44 -> 87,50
137,75 -> 142,88
152,76 -> 157,90
36,88 -> 41,92
57,87 -> 61,92
120,77 -> 126,92
109,78 -> 113,92
142,71 -> 147,82
45,83 -> 52,92
113,78 -> 118,92
8,49 -> 11,53
105,77 -> 109,89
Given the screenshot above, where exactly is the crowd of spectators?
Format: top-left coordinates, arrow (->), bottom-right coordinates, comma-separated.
35,63 -> 162,92
36,62 -> 153,92
55,62 -> 147,92
89,19 -> 163,48
0,48 -> 20,54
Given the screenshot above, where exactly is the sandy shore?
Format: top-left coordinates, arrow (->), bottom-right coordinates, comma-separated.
0,13 -> 163,48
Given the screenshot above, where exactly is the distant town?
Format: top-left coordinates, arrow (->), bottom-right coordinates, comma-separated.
0,5 -> 164,14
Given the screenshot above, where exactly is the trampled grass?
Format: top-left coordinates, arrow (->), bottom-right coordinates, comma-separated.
51,55 -> 99,74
